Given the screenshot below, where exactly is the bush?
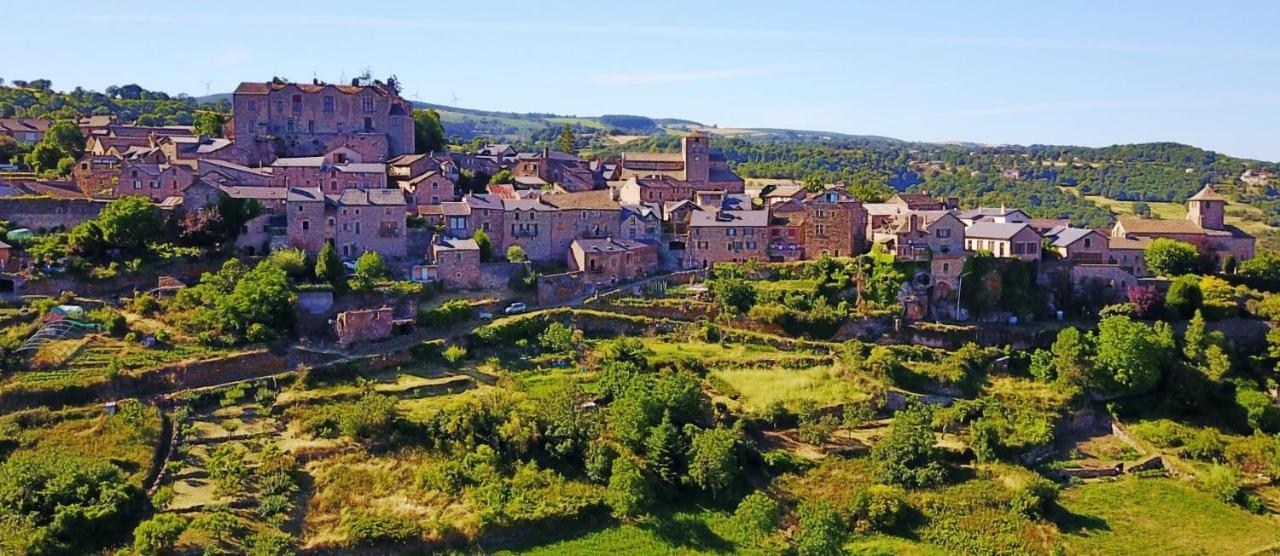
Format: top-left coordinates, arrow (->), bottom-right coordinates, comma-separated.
1145,238 -> 1200,277
132,513 -> 188,556
732,492 -> 780,543
871,404 -> 948,488
848,485 -> 908,533
1199,464 -> 1242,504
1165,275 -> 1203,319
443,345 -> 467,366
247,530 -> 297,556
1184,428 -> 1225,462
132,294 -> 161,316
339,509 -> 422,547
267,248 -> 309,279
416,299 -> 474,328
794,500 -> 846,556
89,307 -> 127,336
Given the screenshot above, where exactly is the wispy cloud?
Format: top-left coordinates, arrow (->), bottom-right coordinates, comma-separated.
591,64 -> 804,86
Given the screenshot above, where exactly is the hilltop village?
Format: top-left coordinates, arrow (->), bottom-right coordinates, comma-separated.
0,77 -> 1257,318
4,77 -> 1280,555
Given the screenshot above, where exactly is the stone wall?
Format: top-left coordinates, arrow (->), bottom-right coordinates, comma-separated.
0,197 -> 105,231
297,291 -> 334,314
538,270 -> 589,305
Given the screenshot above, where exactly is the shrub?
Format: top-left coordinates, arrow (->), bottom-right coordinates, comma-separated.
794,500 -> 846,556
733,492 -> 780,543
1165,275 -> 1203,319
1236,387 -> 1280,434
1009,475 -> 1058,518
416,299 -> 474,328
605,457 -> 651,519
443,345 -> 467,366
132,513 -> 188,556
848,485 -> 907,533
90,307 -> 127,336
871,404 -> 948,488
132,294 -> 161,316
1145,238 -> 1200,277
246,530 -> 297,556
1184,428 -> 1225,462
267,247 -> 309,279
1199,464 -> 1242,504
340,509 -> 422,547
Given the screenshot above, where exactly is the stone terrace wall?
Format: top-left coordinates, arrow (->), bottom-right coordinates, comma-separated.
0,197 -> 106,231
0,349 -> 287,412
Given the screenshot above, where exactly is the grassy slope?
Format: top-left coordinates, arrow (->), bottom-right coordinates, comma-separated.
711,366 -> 868,412
1062,186 -> 1277,238
1057,477 -> 1280,555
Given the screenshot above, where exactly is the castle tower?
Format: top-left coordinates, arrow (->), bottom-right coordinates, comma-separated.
681,132 -> 710,184
1186,186 -> 1226,230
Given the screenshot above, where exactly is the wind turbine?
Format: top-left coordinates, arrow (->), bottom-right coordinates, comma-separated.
200,80 -> 214,97
450,91 -> 462,107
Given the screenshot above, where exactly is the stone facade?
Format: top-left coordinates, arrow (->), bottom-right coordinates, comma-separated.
802,186 -> 867,258
428,238 -> 482,289
231,79 -> 414,164
112,161 -> 196,201
568,238 -> 659,284
333,306 -> 395,349
964,222 -> 1042,262
685,209 -> 769,268
272,148 -> 387,193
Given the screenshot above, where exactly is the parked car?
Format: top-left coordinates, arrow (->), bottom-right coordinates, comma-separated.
478,311 -> 494,320
342,260 -> 358,273
504,302 -> 527,315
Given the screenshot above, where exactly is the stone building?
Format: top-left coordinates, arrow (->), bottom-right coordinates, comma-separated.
1044,227 -> 1109,264
875,211 -> 966,262
272,147 -> 387,193
617,133 -> 744,193
426,237 -> 482,289
1110,186 -> 1255,263
333,306 -> 395,348
0,118 -> 50,143
801,186 -> 867,258
964,222 -> 1043,261
112,161 -> 196,201
231,79 -> 414,164
685,209 -> 769,268
389,152 -> 459,206
332,189 -> 408,260
510,147 -> 599,192
569,238 -> 659,284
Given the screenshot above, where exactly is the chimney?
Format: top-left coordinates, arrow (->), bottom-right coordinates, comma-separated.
542,145 -> 550,158
909,213 -> 920,233
946,197 -> 960,210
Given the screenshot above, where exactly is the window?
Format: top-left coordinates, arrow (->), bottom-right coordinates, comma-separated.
292,94 -> 302,113
727,228 -> 737,237
133,180 -> 141,189
363,117 -> 372,132
296,204 -> 303,212
323,96 -> 334,113
449,216 -> 466,230
1083,238 -> 1092,248
362,98 -> 374,112
247,100 -> 256,111
275,100 -> 283,113
936,228 -> 951,238
286,119 -> 295,132
302,220 -> 310,231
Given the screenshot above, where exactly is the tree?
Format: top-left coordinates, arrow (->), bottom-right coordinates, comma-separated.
1145,238 -> 1200,277
0,135 -> 17,163
557,123 -> 576,154
1092,316 -> 1166,394
413,109 -> 446,154
0,455 -> 143,555
732,492 -> 780,545
710,276 -> 756,314
45,120 -> 85,159
1166,275 -> 1203,319
870,404 -> 946,488
132,513 -> 188,556
1050,327 -> 1093,387
217,195 -> 263,241
315,242 -> 342,286
1127,285 -> 1162,318
24,142 -> 62,172
794,500 -> 846,556
1183,310 -> 1207,362
606,457 -> 650,519
539,322 -> 576,353
491,169 -> 514,184
645,411 -> 683,487
1239,251 -> 1280,292
472,229 -> 493,262
99,195 -> 163,252
348,251 -> 388,292
685,426 -> 741,497
506,244 -> 527,263
68,220 -> 108,260
178,206 -> 228,247
193,111 -> 226,137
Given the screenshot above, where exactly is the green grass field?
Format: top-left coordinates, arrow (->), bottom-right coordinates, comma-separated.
1057,477 -> 1280,555
497,505 -> 754,555
711,366 -> 868,412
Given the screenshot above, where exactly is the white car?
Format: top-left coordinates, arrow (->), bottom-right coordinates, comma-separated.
504,302 -> 527,314
342,260 -> 358,273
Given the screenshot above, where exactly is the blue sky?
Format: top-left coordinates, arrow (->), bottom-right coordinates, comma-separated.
9,1 -> 1280,160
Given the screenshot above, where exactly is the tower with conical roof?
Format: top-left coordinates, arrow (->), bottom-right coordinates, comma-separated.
1187,185 -> 1226,230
